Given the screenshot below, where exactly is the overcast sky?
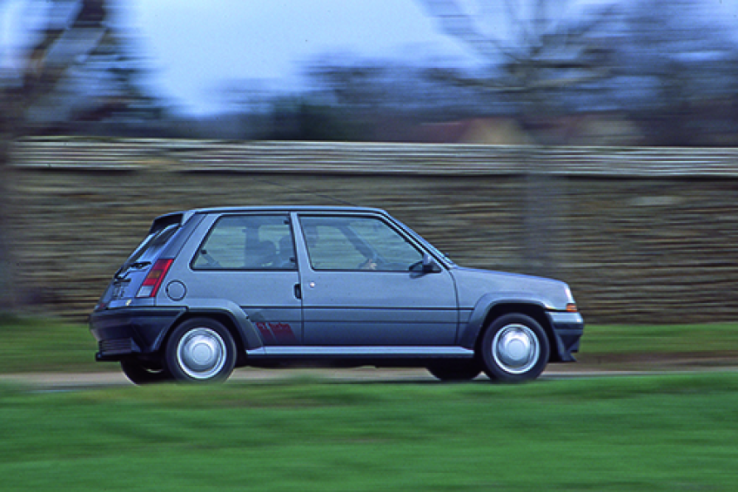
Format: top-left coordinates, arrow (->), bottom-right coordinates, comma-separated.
125,0 -> 484,114
3,0 -> 738,115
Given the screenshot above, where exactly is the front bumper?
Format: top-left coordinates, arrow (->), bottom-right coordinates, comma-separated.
546,311 -> 585,362
90,307 -> 186,361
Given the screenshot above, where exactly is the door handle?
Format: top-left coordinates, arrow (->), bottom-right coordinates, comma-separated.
294,283 -> 302,299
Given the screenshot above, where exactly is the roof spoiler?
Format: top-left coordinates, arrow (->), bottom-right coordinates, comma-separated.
148,211 -> 192,234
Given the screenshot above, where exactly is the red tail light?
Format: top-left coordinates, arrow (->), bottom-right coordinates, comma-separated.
136,259 -> 173,298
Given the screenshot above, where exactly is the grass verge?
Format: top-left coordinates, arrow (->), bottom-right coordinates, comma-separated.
1,373 -> 738,491
581,322 -> 738,355
0,315 -> 99,373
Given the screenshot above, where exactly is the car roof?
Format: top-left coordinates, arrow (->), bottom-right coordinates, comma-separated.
154,206 -> 389,225
190,205 -> 386,215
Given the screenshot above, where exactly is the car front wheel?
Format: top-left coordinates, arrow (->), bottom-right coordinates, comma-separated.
479,314 -> 550,383
164,318 -> 236,383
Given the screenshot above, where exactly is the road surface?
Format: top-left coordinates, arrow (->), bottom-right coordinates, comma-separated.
3,359 -> 736,391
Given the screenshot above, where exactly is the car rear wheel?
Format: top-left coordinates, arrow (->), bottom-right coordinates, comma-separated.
164,318 -> 236,383
427,361 -> 481,381
120,358 -> 170,385
480,313 -> 550,383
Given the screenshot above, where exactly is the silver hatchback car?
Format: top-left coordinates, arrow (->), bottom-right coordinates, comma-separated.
90,206 -> 583,384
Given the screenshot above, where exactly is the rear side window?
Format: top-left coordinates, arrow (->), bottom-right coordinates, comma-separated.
192,214 -> 296,270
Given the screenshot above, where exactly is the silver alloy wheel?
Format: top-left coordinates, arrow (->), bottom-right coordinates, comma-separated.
491,323 -> 540,375
176,327 -> 228,380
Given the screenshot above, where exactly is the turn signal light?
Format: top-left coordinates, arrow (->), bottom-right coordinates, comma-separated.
136,259 -> 173,298
565,303 -> 578,313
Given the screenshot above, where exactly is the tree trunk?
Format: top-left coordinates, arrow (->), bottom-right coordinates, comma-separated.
0,0 -> 109,314
0,92 -> 20,312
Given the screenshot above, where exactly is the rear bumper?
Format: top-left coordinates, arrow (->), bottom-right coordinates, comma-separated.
89,307 -> 185,361
546,311 -> 585,362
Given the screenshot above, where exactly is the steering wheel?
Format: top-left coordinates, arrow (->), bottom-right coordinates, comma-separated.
357,256 -> 380,270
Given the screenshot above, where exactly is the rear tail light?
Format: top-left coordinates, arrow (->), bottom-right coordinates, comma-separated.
136,259 -> 173,298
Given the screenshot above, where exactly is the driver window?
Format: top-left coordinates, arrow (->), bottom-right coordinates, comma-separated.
299,216 -> 422,271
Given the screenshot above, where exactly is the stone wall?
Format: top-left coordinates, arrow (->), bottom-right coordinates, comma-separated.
7,139 -> 738,323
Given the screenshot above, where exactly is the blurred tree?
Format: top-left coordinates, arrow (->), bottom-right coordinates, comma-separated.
306,60 -> 392,111
615,0 -> 738,145
416,0 -> 620,277
216,79 -> 274,116
417,0 -> 618,135
301,55 -> 499,141
417,0 -> 738,146
0,0 -> 109,312
297,58 -> 396,140
23,6 -> 165,136
67,29 -> 164,133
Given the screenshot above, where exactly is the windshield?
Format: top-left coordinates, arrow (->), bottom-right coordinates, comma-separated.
392,218 -> 456,266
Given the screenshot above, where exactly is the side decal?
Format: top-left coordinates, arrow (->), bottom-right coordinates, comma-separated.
255,322 -> 296,344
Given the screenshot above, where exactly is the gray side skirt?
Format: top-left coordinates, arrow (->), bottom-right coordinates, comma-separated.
246,346 -> 474,359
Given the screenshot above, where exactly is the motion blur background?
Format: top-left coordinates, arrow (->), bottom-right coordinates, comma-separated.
2,0 -> 738,322
4,0 -> 738,142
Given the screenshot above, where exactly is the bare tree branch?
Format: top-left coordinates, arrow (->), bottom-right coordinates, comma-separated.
418,0 -> 520,63
417,0 -> 616,94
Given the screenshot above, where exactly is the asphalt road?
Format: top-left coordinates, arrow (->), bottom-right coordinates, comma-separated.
4,361 -> 735,391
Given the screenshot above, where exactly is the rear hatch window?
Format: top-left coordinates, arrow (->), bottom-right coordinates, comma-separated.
121,222 -> 179,270
105,215 -> 183,303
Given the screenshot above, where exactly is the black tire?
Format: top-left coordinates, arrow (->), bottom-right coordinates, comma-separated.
479,313 -> 550,383
120,358 -> 170,385
164,318 -> 236,383
427,361 -> 482,382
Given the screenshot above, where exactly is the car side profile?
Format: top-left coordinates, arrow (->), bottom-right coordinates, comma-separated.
90,206 -> 583,384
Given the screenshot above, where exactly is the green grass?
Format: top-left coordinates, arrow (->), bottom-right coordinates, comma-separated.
2,315 -> 738,374
0,315 -> 100,373
581,322 -> 738,355
2,316 -> 738,490
1,373 -> 738,491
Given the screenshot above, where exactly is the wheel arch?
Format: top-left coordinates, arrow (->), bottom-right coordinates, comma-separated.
459,296 -> 562,363
155,301 -> 263,367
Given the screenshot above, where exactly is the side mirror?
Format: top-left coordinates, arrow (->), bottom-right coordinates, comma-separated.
421,253 -> 441,274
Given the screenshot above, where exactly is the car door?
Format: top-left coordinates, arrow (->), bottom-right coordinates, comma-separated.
184,213 -> 302,345
295,213 -> 458,346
